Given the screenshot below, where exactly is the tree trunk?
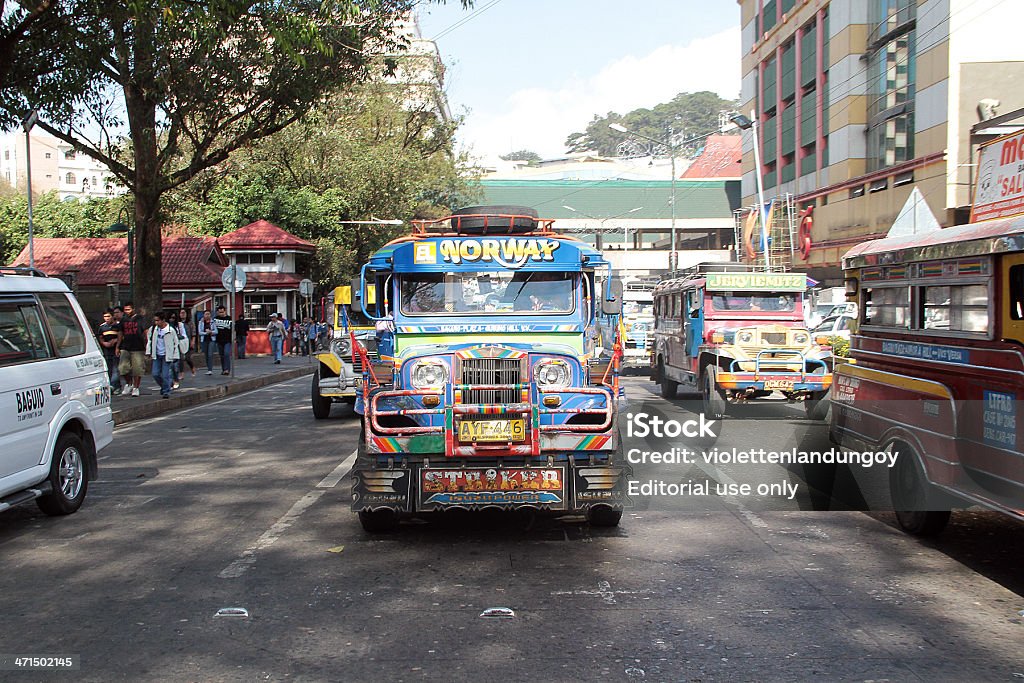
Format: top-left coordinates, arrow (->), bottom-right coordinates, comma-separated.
133,191 -> 162,317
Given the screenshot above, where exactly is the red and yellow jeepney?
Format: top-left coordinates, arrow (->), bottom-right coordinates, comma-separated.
832,217 -> 1024,534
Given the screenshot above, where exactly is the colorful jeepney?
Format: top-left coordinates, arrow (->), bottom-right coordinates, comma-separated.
832,217 -> 1024,535
651,265 -> 832,418
311,285 -> 375,419
350,207 -> 630,532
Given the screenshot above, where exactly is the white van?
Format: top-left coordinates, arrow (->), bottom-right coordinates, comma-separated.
0,268 -> 113,515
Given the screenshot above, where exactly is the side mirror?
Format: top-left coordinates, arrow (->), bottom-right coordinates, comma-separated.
350,277 -> 366,315
602,278 -> 623,316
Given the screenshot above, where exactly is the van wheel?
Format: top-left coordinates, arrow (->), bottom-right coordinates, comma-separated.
702,367 -> 726,420
311,370 -> 332,419
359,509 -> 399,533
37,432 -> 89,516
587,506 -> 622,527
658,360 -> 677,399
889,442 -> 951,536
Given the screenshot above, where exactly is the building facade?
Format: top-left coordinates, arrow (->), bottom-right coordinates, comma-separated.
0,130 -> 123,200
738,0 -> 1024,282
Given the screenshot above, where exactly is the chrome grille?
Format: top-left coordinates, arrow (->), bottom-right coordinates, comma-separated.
460,357 -> 521,404
760,332 -> 787,346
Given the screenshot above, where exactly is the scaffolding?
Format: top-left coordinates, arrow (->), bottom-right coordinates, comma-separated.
732,193 -> 798,272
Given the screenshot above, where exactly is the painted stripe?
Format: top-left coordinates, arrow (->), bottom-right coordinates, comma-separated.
837,363 -> 953,399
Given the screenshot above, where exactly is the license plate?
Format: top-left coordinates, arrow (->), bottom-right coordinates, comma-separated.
457,419 -> 526,442
764,379 -> 795,390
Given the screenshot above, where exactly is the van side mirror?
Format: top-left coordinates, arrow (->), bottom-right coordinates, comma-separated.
602,278 -> 623,316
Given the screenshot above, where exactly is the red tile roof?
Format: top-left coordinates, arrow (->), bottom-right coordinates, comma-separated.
10,237 -> 226,287
218,219 -> 316,252
681,135 -> 742,179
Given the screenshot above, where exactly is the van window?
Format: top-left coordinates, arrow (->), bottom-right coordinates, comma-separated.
0,303 -> 53,366
38,293 -> 86,357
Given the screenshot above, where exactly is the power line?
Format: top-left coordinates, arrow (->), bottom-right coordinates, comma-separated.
428,0 -> 505,42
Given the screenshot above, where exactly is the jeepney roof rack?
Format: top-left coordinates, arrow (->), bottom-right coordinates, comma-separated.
0,266 -> 48,278
412,205 -> 556,236
675,262 -> 753,278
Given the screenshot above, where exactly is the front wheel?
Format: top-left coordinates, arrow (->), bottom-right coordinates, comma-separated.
702,367 -> 726,420
658,359 -> 678,399
37,432 -> 89,516
889,442 -> 951,536
311,370 -> 332,419
587,506 -> 622,527
359,509 -> 399,533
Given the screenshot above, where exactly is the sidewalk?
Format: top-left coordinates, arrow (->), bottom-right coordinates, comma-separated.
111,353 -> 316,426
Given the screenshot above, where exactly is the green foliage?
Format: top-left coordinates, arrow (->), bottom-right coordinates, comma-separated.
828,335 -> 850,358
499,150 -> 541,163
164,82 -> 480,287
0,192 -> 119,263
565,91 -> 740,157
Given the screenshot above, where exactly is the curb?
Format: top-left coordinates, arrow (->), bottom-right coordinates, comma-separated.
112,367 -> 314,426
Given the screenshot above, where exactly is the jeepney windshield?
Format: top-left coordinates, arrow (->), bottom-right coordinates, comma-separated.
711,291 -> 798,312
339,303 -> 373,327
400,271 -> 576,315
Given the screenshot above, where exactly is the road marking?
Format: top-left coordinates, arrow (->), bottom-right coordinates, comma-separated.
317,449 -> 358,489
218,449 -> 357,580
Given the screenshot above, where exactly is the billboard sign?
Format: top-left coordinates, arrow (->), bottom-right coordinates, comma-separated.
971,130 -> 1024,222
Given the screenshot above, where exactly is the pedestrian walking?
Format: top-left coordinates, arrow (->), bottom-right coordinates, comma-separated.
267,312 -> 286,364
116,302 -> 147,396
214,305 -> 233,375
178,308 -> 196,377
291,318 -> 302,355
168,312 -> 191,389
97,309 -> 121,390
198,309 -> 216,374
235,313 -> 250,359
306,317 -> 321,355
145,311 -> 180,398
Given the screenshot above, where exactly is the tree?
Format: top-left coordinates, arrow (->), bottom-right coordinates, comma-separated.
15,1 -> 420,314
564,91 -> 739,157
163,82 -> 480,286
499,150 -> 541,163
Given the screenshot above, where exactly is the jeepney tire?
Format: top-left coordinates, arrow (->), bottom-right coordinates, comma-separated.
311,370 -> 332,420
702,367 -> 726,421
37,431 -> 89,516
359,509 -> 399,533
587,505 -> 622,527
804,390 -> 829,421
889,442 -> 951,536
659,360 -> 678,399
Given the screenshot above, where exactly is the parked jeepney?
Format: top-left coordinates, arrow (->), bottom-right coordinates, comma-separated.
832,217 -> 1024,535
349,206 -> 630,532
651,264 -> 832,419
311,285 -> 375,419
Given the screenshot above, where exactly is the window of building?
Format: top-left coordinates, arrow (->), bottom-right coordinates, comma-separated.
863,286 -> 910,328
45,152 -> 51,159
922,284 -> 988,333
64,150 -> 76,160
65,172 -> 76,185
850,184 -> 865,199
3,151 -> 8,160
866,1 -> 916,172
234,253 -> 277,264
245,294 -> 278,326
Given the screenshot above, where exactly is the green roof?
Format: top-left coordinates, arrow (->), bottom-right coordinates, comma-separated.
480,179 -> 740,221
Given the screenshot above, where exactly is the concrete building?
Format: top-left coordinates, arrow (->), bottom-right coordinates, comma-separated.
0,130 -> 123,200
737,0 -> 1024,282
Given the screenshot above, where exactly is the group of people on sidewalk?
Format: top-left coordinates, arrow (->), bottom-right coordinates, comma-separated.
97,304 -> 329,398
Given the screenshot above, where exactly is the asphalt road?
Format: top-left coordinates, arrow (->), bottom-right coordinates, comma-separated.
0,375 -> 1022,682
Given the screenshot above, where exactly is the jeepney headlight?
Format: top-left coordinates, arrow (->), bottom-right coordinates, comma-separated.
534,358 -> 571,388
737,330 -> 754,344
793,332 -> 810,345
410,360 -> 449,389
331,337 -> 352,357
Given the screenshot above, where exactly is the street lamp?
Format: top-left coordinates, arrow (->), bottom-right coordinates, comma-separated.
609,122 -> 678,270
730,111 -> 771,272
107,207 -> 133,303
561,205 -> 641,256
21,110 -> 38,268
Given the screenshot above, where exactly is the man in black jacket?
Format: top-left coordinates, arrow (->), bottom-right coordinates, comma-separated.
235,313 -> 250,359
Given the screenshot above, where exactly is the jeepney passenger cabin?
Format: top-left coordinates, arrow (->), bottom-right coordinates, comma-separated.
834,216 -> 1024,534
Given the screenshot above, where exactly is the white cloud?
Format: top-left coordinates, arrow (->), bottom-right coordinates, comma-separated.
454,26 -> 740,162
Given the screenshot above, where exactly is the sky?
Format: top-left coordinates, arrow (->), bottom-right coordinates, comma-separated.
416,0 -> 742,163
